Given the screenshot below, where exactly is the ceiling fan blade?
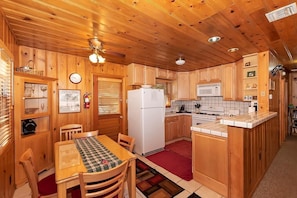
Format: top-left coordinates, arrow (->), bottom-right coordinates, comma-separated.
103,50 -> 126,58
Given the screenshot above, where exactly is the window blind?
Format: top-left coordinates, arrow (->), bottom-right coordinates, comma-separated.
98,77 -> 121,115
0,48 -> 12,154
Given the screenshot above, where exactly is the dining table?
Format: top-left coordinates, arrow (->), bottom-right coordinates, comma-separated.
54,135 -> 136,198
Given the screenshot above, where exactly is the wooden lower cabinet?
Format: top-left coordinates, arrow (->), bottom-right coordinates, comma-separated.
180,115 -> 192,138
15,132 -> 53,186
192,132 -> 228,197
165,115 -> 192,142
192,116 -> 279,198
165,116 -> 180,142
228,116 -> 279,198
0,143 -> 15,198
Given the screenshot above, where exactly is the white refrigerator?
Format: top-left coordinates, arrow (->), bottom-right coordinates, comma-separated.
128,88 -> 165,156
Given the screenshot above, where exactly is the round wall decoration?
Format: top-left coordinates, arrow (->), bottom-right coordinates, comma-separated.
69,73 -> 82,84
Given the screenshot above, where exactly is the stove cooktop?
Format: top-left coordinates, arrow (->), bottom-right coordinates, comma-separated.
197,106 -> 225,116
196,112 -> 220,116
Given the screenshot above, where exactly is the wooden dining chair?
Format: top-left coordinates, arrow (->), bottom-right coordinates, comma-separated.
19,148 -> 57,198
72,130 -> 98,139
117,133 -> 135,152
78,160 -> 129,198
59,124 -> 83,141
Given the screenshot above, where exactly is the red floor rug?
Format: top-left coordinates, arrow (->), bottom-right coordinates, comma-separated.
165,140 -> 192,159
136,159 -> 184,198
146,149 -> 193,181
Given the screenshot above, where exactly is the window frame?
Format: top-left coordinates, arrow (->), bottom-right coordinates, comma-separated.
0,46 -> 13,155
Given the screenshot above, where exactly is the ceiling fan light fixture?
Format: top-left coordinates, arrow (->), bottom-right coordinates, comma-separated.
176,57 -> 185,65
89,53 -> 105,63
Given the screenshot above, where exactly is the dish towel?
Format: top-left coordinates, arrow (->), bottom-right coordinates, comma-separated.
74,136 -> 122,172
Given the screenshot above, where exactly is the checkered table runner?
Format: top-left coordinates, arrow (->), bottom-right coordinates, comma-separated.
74,136 -> 122,172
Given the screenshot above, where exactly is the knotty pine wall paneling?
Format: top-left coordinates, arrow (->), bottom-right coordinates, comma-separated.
18,46 -> 128,143
56,53 -> 90,142
46,51 -> 58,78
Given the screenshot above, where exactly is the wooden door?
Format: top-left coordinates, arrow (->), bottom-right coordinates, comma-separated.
93,76 -> 124,141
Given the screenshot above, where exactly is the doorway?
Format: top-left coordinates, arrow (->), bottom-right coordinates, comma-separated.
93,76 -> 124,141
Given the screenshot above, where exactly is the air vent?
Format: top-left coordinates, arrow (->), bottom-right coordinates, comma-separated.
265,3 -> 297,22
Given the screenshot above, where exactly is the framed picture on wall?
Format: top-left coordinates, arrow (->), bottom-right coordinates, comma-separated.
59,89 -> 81,113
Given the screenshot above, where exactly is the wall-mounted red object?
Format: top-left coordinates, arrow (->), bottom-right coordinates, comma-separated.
83,93 -> 91,109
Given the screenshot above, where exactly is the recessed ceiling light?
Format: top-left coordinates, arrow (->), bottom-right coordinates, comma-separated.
265,2 -> 297,22
208,36 -> 221,43
228,48 -> 239,52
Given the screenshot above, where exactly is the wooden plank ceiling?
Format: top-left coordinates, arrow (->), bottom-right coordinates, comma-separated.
1,0 -> 297,71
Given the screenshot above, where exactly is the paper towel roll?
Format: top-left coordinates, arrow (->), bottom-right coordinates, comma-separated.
248,107 -> 255,113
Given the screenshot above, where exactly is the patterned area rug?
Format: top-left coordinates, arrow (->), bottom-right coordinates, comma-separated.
136,159 -> 184,198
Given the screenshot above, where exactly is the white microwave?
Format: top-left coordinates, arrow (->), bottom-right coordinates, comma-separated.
197,83 -> 222,97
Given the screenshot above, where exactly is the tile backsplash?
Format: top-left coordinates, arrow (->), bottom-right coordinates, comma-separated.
166,97 -> 250,115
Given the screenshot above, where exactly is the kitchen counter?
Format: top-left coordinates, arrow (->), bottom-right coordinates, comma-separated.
191,121 -> 227,137
165,112 -> 193,117
220,111 -> 277,128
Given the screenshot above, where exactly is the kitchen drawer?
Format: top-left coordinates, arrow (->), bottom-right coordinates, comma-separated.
165,116 -> 179,122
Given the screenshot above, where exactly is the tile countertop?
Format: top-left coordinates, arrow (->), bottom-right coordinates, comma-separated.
220,111 -> 277,129
191,121 -> 228,138
165,112 -> 193,117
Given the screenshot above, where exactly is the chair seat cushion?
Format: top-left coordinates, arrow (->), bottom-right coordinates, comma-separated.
38,173 -> 57,195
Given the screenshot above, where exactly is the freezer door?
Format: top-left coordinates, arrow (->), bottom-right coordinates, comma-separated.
141,88 -> 164,108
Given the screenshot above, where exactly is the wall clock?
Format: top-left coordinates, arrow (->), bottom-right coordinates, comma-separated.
69,73 -> 82,84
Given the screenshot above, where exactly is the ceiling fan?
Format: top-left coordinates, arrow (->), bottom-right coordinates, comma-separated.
88,37 -> 125,63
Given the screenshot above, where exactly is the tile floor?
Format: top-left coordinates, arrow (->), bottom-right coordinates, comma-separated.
13,154 -> 224,198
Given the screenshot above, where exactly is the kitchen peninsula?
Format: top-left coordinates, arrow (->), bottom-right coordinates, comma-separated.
191,112 -> 278,198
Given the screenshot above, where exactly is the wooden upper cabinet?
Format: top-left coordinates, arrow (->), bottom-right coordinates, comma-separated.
172,71 -> 197,100
127,63 -> 144,85
156,68 -> 177,80
222,63 -> 236,100
156,68 -> 167,79
167,70 -> 177,80
127,63 -> 156,86
189,70 -> 198,100
144,66 -> 156,85
176,72 -> 190,99
198,66 -> 221,84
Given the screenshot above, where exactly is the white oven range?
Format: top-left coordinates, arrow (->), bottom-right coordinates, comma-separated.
192,106 -> 224,126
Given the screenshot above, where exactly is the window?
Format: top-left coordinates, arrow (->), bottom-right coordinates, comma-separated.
0,48 -> 12,155
155,79 -> 172,107
98,78 -> 122,115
